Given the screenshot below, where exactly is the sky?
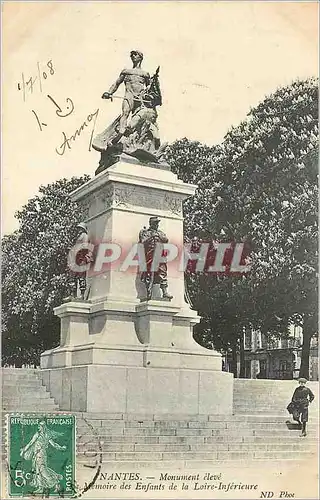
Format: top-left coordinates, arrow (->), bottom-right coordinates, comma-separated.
2,1 -> 318,235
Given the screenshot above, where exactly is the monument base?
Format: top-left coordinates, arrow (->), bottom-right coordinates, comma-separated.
40,297 -> 234,414
40,300 -> 224,370
39,365 -> 233,414
39,157 -> 234,415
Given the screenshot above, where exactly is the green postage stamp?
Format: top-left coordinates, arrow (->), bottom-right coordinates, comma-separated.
7,414 -> 76,497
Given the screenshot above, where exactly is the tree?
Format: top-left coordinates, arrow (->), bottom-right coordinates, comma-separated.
164,138 -> 215,184
2,176 -> 89,365
3,78 -> 318,377
167,78 -> 318,377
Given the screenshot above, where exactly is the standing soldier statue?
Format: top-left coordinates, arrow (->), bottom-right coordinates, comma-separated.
67,222 -> 92,301
139,217 -> 173,301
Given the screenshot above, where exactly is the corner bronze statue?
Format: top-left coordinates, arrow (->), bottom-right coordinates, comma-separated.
139,216 -> 173,301
93,50 -> 167,173
66,222 -> 92,301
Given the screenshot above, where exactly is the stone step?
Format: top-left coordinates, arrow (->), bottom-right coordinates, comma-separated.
234,391 -> 296,396
76,412 -> 319,421
234,400 -> 296,405
234,410 -> 319,417
3,440 -> 316,458
74,457 -> 316,469
234,403 -> 319,408
77,449 -> 317,462
1,380 -> 44,387
76,420 -> 319,431
234,406 -> 289,410
234,409 -> 319,416
234,380 -> 319,384
2,404 -> 59,411
2,394 -> 55,402
234,398 -> 319,405
2,373 -> 41,381
234,379 -> 319,384
233,393 -> 296,397
11,431 -> 315,444
74,433 -> 318,444
2,385 -> 47,394
75,413 -> 271,423
76,441 -> 316,453
2,393 -> 58,404
234,387 -> 297,391
2,396 -> 54,405
234,392 -> 318,398
75,428 -> 318,439
2,383 -> 44,390
74,412 -> 218,421
73,412 -> 318,423
72,434 -> 318,444
1,368 -> 40,372
2,401 -> 57,408
2,385 -> 48,394
76,417 -> 319,427
234,404 -> 319,410
78,412 -> 297,422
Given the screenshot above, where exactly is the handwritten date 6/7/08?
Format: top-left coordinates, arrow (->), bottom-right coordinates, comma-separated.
18,59 -> 55,101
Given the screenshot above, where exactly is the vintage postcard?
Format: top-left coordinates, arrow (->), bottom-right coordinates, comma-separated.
1,1 -> 319,500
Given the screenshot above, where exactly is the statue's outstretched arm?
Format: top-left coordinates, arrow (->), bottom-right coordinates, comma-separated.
102,71 -> 125,98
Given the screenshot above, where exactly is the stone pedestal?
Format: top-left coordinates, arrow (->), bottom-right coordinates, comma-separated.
40,156 -> 233,414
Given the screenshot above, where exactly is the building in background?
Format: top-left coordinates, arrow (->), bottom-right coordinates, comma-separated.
221,325 -> 318,380
240,325 -> 318,380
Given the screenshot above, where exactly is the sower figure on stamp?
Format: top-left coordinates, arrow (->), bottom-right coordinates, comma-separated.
19,421 -> 66,493
68,222 -> 92,301
288,377 -> 315,437
139,216 -> 173,301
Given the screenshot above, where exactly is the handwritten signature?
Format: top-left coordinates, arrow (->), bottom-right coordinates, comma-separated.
55,108 -> 99,155
21,60 -> 99,155
48,94 -> 74,118
32,94 -> 99,154
32,94 -> 75,131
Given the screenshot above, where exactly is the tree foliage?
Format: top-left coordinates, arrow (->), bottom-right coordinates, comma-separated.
2,176 -> 89,365
167,78 -> 318,376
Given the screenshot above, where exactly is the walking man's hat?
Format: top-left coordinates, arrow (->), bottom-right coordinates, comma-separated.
298,377 -> 308,383
149,216 -> 160,223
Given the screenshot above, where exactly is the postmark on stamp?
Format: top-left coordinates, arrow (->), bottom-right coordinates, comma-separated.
7,413 -> 76,497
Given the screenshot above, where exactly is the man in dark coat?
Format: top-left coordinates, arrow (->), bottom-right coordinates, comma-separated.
289,377 -> 315,437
